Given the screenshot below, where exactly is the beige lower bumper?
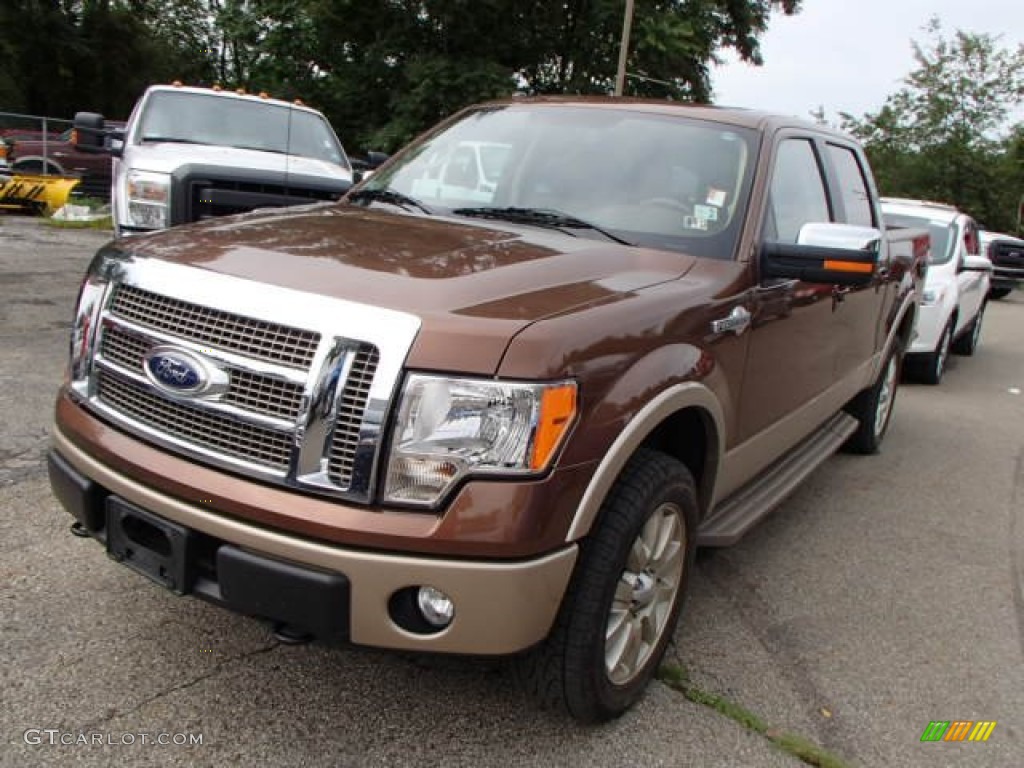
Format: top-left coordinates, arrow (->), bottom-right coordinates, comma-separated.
54,428 -> 578,654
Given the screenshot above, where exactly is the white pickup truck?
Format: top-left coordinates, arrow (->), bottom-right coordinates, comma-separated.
73,84 -> 358,235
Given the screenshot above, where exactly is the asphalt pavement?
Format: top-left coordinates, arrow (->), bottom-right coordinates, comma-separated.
2,214 -> 1021,767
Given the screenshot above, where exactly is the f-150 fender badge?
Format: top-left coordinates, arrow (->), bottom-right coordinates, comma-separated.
711,306 -> 751,336
144,346 -> 229,398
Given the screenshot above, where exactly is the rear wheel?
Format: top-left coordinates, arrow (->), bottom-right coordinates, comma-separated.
517,447 -> 697,723
844,342 -> 901,454
988,287 -> 1011,300
951,303 -> 985,356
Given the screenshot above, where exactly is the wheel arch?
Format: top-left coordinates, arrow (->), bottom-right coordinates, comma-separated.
11,155 -> 66,175
565,382 -> 724,542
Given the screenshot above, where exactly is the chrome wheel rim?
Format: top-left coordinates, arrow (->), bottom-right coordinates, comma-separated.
874,355 -> 898,438
605,503 -> 685,686
972,312 -> 983,347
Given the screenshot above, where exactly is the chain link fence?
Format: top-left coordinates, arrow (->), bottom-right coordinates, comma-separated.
1,112 -> 112,201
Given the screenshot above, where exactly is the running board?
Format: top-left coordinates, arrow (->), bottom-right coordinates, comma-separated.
697,412 -> 859,547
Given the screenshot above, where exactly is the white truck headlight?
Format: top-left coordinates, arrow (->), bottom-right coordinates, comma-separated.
126,170 -> 170,229
384,375 -> 577,506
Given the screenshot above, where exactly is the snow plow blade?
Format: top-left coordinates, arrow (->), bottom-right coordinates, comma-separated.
0,173 -> 81,215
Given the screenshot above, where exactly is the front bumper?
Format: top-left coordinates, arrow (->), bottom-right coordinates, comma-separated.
49,426 -> 577,655
991,266 -> 1023,291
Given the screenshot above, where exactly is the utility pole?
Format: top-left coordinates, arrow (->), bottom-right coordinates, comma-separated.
614,0 -> 635,97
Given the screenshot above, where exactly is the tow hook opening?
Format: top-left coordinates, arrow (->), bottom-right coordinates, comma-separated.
121,514 -> 173,558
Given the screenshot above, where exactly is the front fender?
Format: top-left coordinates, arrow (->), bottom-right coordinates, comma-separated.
564,371 -> 724,542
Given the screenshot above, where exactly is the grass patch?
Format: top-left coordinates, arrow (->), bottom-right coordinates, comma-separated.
657,663 -> 853,768
43,215 -> 113,230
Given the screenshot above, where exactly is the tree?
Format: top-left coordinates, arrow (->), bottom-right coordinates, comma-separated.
842,19 -> 1024,232
0,0 -> 801,154
307,0 -> 801,151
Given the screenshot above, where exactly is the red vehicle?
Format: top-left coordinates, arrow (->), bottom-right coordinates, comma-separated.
8,123 -> 124,200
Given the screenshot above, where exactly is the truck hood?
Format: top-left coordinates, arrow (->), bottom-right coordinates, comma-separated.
128,142 -> 352,184
121,205 -> 697,373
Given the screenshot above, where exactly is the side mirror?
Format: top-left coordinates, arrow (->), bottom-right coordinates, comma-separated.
73,112 -> 107,153
762,223 -> 881,286
365,151 -> 389,169
961,254 -> 993,273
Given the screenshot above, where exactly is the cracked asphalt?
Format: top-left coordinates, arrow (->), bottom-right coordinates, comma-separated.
2,214 -> 1022,767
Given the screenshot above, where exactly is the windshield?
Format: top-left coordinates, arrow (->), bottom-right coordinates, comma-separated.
885,214 -> 955,265
364,105 -> 758,259
136,90 -> 349,168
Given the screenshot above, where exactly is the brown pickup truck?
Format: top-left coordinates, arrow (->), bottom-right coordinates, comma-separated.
48,98 -> 926,722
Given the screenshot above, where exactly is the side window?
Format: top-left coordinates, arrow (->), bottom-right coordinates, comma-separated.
766,139 -> 830,243
827,144 -> 874,227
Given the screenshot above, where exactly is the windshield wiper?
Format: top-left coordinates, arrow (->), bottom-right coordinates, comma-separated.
451,207 -> 633,246
229,144 -> 287,154
348,188 -> 433,215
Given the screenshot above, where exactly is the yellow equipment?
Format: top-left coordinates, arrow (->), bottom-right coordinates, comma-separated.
0,173 -> 81,215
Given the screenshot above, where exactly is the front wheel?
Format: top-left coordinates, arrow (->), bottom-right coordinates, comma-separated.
911,319 -> 952,385
988,287 -> 1012,301
12,158 -> 64,176
517,447 -> 698,723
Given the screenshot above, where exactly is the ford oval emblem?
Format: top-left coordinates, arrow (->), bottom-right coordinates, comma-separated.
145,348 -> 207,394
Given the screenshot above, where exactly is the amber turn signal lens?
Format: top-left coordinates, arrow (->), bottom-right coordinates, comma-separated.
823,259 -> 873,274
530,384 -> 578,470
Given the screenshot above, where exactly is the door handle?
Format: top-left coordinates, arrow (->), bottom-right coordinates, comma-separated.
711,306 -> 751,335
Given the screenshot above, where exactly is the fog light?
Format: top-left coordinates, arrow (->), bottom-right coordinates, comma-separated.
416,586 -> 454,628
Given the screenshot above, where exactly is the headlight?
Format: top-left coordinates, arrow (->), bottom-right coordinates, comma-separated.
384,375 -> 577,506
126,170 -> 170,229
921,287 -> 945,306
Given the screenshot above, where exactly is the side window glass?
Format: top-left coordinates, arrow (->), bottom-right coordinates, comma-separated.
827,144 -> 874,227
767,139 -> 830,243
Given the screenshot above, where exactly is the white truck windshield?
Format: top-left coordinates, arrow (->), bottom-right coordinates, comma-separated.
137,90 -> 349,169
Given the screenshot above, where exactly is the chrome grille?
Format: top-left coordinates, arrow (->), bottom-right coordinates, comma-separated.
224,369 -> 304,420
101,325 -> 150,370
96,370 -> 293,472
110,284 -> 320,368
328,345 -> 380,488
74,260 -> 421,504
100,325 -> 305,421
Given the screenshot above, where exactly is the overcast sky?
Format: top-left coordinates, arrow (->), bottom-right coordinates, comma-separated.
712,0 -> 1023,122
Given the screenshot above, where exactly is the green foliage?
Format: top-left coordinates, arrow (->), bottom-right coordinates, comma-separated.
0,0 -> 800,153
842,19 -> 1024,233
657,664 -> 853,768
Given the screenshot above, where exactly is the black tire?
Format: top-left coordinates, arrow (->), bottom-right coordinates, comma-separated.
844,342 -> 902,454
516,447 -> 698,723
912,319 -> 952,385
951,303 -> 985,356
988,287 -> 1011,300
